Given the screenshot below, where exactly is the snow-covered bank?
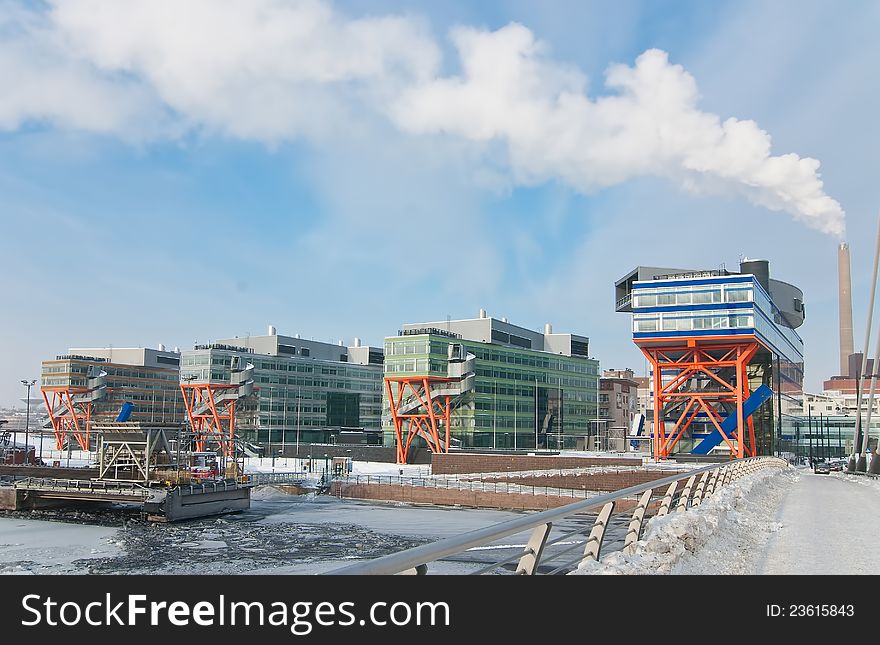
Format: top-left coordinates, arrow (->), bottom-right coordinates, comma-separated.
832,470 -> 880,492
571,466 -> 794,575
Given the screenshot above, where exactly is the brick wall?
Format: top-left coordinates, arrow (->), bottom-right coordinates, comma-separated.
431,453 -> 641,475
482,470 -> 687,492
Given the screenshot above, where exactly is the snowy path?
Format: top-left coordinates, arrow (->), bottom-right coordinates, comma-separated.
755,471 -> 880,575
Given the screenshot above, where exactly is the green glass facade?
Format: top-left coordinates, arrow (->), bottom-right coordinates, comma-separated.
383,334 -> 599,449
180,349 -> 383,446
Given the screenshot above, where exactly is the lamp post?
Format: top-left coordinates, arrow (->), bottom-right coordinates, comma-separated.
21,379 -> 36,465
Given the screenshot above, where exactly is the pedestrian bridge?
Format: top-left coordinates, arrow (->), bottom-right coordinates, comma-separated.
328,457 -> 787,575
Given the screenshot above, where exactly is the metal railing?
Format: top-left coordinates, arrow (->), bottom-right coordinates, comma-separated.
333,465 -> 691,500
244,471 -> 311,486
327,456 -> 786,575
12,477 -> 152,499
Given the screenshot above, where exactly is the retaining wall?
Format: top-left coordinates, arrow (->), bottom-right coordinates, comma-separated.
431,453 -> 641,475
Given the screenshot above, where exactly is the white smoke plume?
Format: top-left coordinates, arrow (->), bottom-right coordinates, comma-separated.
392,25 -> 845,237
0,0 -> 845,236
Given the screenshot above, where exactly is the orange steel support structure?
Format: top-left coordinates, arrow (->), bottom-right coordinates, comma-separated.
41,389 -> 92,450
179,382 -> 238,457
639,337 -> 761,460
385,375 -> 454,464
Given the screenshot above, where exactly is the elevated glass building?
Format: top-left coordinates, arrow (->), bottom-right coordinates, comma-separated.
615,260 -> 805,457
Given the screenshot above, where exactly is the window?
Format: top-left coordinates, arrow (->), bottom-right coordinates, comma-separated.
301,348 -> 310,357
726,288 -> 752,303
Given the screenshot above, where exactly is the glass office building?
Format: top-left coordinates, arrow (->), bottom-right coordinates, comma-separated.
383,313 -> 600,449
40,348 -> 185,425
616,260 -> 805,456
180,332 -> 384,447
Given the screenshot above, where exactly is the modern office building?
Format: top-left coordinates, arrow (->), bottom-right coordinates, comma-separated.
615,259 -> 805,457
383,311 -> 600,450
40,346 -> 185,448
179,328 -> 384,448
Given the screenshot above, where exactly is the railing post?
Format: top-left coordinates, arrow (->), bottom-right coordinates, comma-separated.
712,466 -> 726,494
691,472 -> 710,507
623,489 -> 653,554
703,470 -> 718,500
657,481 -> 677,517
580,501 -> 615,565
515,522 -> 552,575
675,475 -> 697,513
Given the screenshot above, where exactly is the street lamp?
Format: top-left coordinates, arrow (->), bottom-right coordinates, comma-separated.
21,379 -> 36,465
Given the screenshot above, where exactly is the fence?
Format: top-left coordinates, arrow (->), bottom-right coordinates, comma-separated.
327,456 -> 787,575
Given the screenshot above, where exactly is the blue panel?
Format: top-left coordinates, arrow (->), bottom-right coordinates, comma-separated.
692,384 -> 774,454
634,328 -> 756,340
116,402 -> 134,422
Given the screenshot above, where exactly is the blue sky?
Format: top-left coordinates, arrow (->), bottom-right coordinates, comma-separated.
2,0 -> 878,406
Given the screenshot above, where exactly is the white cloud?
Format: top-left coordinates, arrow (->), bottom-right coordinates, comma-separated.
0,1 -> 845,236
45,0 -> 440,142
392,25 -> 845,237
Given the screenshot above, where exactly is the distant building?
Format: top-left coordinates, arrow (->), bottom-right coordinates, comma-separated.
599,369 -> 639,451
40,347 -> 185,430
822,353 -> 874,395
180,328 -> 384,448
383,310 -> 599,450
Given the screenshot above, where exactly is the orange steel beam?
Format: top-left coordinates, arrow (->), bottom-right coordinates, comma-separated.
639,336 -> 764,459
180,382 -> 238,458
41,388 -> 91,451
386,375 -> 457,464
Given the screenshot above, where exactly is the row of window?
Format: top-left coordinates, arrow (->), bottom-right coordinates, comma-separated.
384,338 -> 598,374
633,283 -> 753,308
633,311 -> 755,333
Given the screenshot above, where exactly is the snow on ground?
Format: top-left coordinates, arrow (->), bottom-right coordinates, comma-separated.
832,470 -> 880,492
756,469 -> 880,574
242,457 -> 430,477
571,467 -> 793,575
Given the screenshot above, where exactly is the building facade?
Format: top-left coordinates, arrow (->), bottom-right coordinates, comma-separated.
599,369 -> 639,451
615,259 -> 805,457
179,330 -> 384,447
40,347 -> 185,427
383,312 -> 600,450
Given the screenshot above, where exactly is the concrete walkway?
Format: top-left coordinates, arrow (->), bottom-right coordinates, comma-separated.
756,471 -> 880,574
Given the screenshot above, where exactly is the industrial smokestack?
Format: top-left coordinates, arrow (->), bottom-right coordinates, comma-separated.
839,242 -> 855,376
